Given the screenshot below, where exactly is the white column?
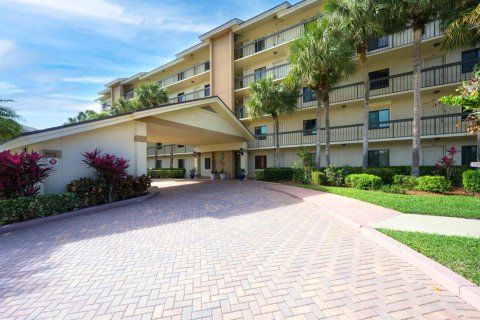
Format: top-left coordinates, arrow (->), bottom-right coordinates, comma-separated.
241,142 -> 248,179
134,121 -> 148,176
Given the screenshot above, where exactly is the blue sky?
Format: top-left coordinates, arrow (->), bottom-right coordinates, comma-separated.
0,0 -> 293,129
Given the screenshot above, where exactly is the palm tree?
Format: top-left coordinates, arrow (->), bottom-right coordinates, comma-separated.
66,109 -> 108,124
135,83 -> 168,109
0,100 -> 22,140
324,0 -> 387,170
289,18 -> 356,169
110,97 -> 137,115
384,0 -> 442,177
248,77 -> 298,168
440,1 -> 480,50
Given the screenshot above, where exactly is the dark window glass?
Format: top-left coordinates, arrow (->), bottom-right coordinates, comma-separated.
303,119 -> 317,136
369,109 -> 390,129
255,126 -> 267,140
302,87 -> 317,102
369,69 -> 389,90
204,84 -> 210,97
254,67 -> 267,81
368,36 -> 389,52
155,160 -> 162,169
462,146 -> 478,166
461,48 -> 480,73
204,61 -> 210,71
156,143 -> 163,149
368,150 -> 390,167
177,145 -> 185,148
178,71 -> 185,81
178,159 -> 185,169
205,158 -> 211,170
177,92 -> 185,102
254,39 -> 265,53
255,155 -> 267,169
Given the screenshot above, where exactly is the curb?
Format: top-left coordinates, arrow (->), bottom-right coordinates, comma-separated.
0,191 -> 158,235
261,182 -> 480,311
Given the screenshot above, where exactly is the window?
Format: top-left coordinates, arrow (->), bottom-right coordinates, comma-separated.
177,92 -> 185,102
302,87 -> 317,102
367,36 -> 389,52
369,109 -> 390,129
254,39 -> 265,53
155,160 -> 162,169
178,159 -> 185,169
123,90 -> 134,100
462,146 -> 477,166
204,61 -> 210,71
156,143 -> 163,149
254,67 -> 267,81
177,71 -> 185,81
255,126 -> 267,140
205,157 -> 211,170
368,150 -> 390,167
303,119 -> 317,136
177,145 -> 185,148
461,48 -> 480,73
255,155 -> 267,169
369,69 -> 389,90
204,84 -> 210,97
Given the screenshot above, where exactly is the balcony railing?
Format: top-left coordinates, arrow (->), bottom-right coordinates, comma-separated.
235,63 -> 290,89
168,87 -> 211,104
248,113 -> 468,149
147,145 -> 194,156
157,61 -> 210,88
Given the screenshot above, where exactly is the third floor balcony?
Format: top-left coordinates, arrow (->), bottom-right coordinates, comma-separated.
157,61 -> 210,89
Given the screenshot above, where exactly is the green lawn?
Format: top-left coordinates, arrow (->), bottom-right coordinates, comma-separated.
379,229 -> 480,285
289,184 -> 480,219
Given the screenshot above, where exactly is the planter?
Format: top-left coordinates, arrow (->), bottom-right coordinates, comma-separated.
220,173 -> 227,181
190,173 -> 195,179
210,173 -> 216,180
238,174 -> 245,180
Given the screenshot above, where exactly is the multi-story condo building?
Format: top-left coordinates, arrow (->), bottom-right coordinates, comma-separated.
98,0 -> 479,178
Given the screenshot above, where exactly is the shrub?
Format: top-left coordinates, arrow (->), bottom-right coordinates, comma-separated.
148,168 -> 186,179
0,193 -> 82,225
415,176 -> 451,193
463,170 -> 478,193
255,170 -> 265,181
393,175 -> 417,189
380,184 -> 406,194
311,171 -> 327,185
0,150 -> 52,199
325,165 -> 347,186
291,147 -> 315,184
258,168 -> 296,181
117,175 -> 151,199
67,178 -> 106,206
345,174 -> 383,190
363,168 -> 395,184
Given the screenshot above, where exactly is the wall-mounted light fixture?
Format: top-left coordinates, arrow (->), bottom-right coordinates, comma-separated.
239,148 -> 244,156
193,151 -> 198,158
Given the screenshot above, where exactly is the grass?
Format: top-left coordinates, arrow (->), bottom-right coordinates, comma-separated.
289,184 -> 480,219
379,229 -> 480,285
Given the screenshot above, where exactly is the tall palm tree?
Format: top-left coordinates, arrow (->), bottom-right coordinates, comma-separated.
0,100 -> 22,140
289,18 -> 356,169
384,0 -> 442,177
440,0 -> 480,50
110,97 -> 137,115
135,83 -> 168,109
324,0 -> 387,170
66,109 -> 108,124
248,77 -> 299,168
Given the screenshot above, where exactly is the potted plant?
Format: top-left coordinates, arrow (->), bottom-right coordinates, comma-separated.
210,170 -> 217,180
219,169 -> 227,181
239,168 -> 246,180
189,168 -> 196,179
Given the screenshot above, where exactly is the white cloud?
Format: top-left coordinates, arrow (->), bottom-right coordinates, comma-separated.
0,81 -> 25,94
61,76 -> 114,84
0,39 -> 16,59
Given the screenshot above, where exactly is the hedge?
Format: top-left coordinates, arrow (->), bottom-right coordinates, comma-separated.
463,170 -> 479,192
255,168 -> 301,181
345,174 -> 383,190
148,168 -> 186,179
415,176 -> 451,193
0,193 -> 82,226
311,171 -> 327,185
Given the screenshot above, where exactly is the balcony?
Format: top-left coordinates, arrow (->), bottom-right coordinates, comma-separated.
157,61 -> 210,89
248,113 -> 469,149
235,63 -> 290,90
168,87 -> 211,104
147,145 -> 194,156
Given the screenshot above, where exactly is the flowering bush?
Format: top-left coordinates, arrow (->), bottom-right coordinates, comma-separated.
0,150 -> 52,199
82,149 -> 129,203
434,146 -> 457,182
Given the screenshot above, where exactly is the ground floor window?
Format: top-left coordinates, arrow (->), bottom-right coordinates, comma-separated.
205,157 -> 211,170
155,160 -> 162,169
368,149 -> 389,167
178,159 -> 185,169
462,145 -> 477,165
255,155 -> 267,169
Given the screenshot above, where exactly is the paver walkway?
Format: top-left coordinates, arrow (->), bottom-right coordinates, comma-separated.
0,180 -> 479,319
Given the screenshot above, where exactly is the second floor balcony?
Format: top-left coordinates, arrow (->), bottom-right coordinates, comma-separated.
147,145 -> 194,156
248,113 -> 469,149
168,87 -> 211,104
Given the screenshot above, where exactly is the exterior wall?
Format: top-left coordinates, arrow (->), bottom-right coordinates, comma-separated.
211,32 -> 235,109
148,155 -> 194,177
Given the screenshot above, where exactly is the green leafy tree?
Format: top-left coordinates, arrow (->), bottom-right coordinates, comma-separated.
289,18 -> 356,169
110,97 -> 137,115
0,100 -> 22,140
248,77 -> 299,168
135,83 -> 168,109
324,0 -> 387,170
440,0 -> 480,50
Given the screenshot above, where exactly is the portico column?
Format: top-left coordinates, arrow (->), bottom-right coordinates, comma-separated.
134,121 -> 148,176
241,142 -> 248,179
195,152 -> 201,177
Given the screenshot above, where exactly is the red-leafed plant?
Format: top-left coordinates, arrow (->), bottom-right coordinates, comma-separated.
0,150 -> 52,199
82,149 -> 129,203
434,146 -> 458,182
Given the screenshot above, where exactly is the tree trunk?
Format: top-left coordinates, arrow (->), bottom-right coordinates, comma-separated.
322,87 -> 331,166
315,93 -> 322,171
273,113 -> 281,168
412,25 -> 423,177
359,49 -> 370,170
170,145 -> 174,169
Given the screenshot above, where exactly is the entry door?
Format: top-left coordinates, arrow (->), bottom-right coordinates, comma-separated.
422,146 -> 444,165
423,56 -> 444,87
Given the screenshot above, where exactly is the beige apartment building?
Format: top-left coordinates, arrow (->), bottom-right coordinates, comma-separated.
97,0 -> 479,178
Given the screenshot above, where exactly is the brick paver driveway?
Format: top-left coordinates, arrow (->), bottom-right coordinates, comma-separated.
1,180 -> 479,320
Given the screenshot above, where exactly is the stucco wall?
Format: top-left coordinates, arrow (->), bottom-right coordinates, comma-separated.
211,32 -> 235,109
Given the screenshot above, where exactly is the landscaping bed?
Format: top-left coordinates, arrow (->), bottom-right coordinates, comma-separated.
378,229 -> 480,286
